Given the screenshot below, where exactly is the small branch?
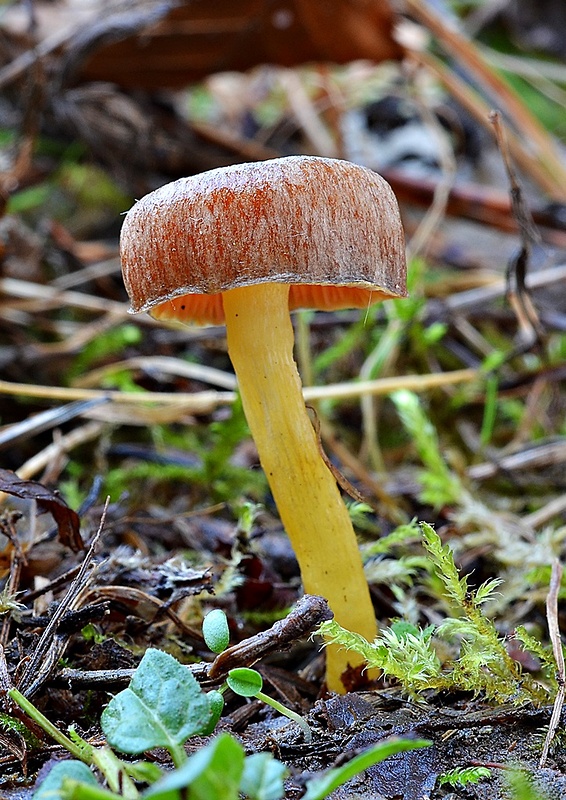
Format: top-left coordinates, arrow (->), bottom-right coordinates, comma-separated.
0,369 -> 477,409
490,110 -> 544,349
17,502 -> 108,695
540,559 -> 565,767
208,594 -> 332,680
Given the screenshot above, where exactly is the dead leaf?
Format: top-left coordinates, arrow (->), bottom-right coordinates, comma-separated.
0,469 -> 83,552
66,0 -> 404,89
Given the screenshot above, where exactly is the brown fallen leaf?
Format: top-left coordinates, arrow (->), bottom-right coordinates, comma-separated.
77,0 -> 404,89
0,469 -> 83,552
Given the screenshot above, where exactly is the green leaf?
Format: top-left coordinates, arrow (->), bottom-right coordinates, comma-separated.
240,753 -> 288,800
439,766 -> 491,787
302,738 -> 431,800
202,610 -> 230,654
506,767 -> 551,800
226,668 -> 263,697
200,691 -> 224,736
125,762 -> 163,784
32,760 -> 98,800
101,649 -> 212,756
143,733 -> 244,800
474,578 -> 503,605
391,390 -> 463,507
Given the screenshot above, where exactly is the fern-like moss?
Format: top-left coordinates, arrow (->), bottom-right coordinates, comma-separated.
438,766 -> 491,788
318,523 -> 553,705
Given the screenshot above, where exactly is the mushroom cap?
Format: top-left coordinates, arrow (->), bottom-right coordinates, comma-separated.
121,155 -> 407,325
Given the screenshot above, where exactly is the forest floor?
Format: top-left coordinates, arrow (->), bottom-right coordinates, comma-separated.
1,2 -> 566,799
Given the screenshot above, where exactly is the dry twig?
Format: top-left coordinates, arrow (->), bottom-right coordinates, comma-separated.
17,500 -> 108,697
540,559 -> 565,767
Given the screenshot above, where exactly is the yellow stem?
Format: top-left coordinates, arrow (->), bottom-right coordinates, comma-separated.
223,283 -> 377,692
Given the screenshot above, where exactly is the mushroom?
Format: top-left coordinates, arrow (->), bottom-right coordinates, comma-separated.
120,155 -> 406,692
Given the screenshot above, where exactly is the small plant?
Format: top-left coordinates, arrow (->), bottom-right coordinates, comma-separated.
8,647 -> 429,800
226,667 -> 313,742
361,517 -> 429,593
505,766 -> 552,800
438,766 -> 491,788
100,649 -> 214,767
319,523 -> 553,704
390,390 -> 463,508
202,609 -> 313,742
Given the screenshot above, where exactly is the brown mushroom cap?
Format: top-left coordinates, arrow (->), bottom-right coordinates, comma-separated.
121,155 -> 406,325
